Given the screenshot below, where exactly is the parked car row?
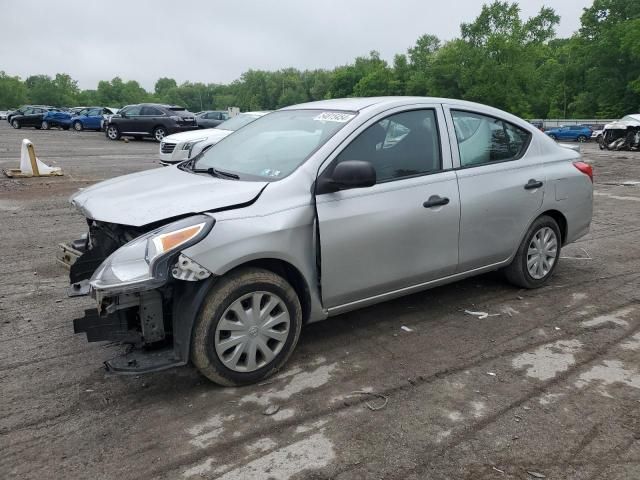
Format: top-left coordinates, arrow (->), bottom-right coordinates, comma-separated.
5,104 -> 119,131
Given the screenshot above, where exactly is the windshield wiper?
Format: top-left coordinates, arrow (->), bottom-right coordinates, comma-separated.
192,167 -> 240,180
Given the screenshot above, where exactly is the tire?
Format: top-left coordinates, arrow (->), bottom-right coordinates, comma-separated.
153,126 -> 167,142
41,121 -> 50,130
577,135 -> 587,143
73,121 -> 83,131
105,125 -> 120,140
11,119 -> 21,129
504,215 -> 561,289
192,267 -> 303,386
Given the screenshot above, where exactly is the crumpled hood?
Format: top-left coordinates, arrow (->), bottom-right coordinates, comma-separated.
70,166 -> 267,226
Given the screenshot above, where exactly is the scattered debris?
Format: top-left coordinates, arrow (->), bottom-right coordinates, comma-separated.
487,372 -> 497,377
348,391 -> 389,411
464,310 -> 500,320
263,405 -> 280,416
527,471 -> 546,479
492,466 -> 505,474
401,326 -> 413,332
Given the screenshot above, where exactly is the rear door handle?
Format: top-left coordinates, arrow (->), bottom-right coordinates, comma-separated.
524,179 -> 544,190
423,195 -> 450,208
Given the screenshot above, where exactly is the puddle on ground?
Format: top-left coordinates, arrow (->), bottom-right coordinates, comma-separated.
621,332 -> 640,351
240,363 -> 338,406
575,360 -> 640,394
581,307 -> 635,328
186,414 -> 236,449
246,437 -> 277,454
512,339 -> 582,380
183,432 -> 335,479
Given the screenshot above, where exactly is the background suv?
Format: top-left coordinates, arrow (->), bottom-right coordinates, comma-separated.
105,103 -> 198,142
544,125 -> 592,142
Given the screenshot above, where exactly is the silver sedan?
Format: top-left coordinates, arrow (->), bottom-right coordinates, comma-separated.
67,97 -> 594,386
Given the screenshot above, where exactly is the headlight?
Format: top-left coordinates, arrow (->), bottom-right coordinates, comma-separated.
90,215 -> 214,294
181,138 -> 206,151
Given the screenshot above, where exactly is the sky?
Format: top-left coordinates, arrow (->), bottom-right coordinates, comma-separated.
1,0 -> 593,91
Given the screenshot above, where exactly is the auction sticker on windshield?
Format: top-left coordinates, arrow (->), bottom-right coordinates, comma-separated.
314,112 -> 355,123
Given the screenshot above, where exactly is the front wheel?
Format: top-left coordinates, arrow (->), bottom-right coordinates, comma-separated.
73,121 -> 83,131
191,268 -> 303,386
577,135 -> 587,143
11,119 -> 21,129
105,125 -> 120,140
153,126 -> 167,142
41,120 -> 50,130
504,216 -> 561,289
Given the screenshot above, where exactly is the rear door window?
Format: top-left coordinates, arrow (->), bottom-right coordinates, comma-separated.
451,110 -> 531,167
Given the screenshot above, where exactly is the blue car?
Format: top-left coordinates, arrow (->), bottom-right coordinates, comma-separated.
41,110 -> 72,130
71,107 -> 118,131
544,125 -> 592,142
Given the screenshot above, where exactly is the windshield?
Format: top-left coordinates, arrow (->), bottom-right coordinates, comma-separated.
621,115 -> 640,123
195,110 -> 355,180
216,113 -> 263,132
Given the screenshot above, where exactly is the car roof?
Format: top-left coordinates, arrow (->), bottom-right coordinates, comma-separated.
283,96 -> 505,111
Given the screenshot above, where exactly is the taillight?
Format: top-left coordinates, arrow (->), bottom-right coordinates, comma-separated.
573,161 -> 593,183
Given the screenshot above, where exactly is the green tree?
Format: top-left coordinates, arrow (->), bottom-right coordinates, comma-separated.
0,71 -> 28,109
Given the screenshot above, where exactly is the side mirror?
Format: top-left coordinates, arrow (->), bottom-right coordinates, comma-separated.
317,160 -> 376,194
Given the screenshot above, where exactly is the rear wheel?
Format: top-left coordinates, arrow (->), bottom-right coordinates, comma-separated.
192,267 -> 302,386
548,134 -> 557,140
73,121 -> 83,131
106,125 -> 120,140
11,119 -> 21,129
504,215 -> 561,289
153,126 -> 167,142
41,120 -> 50,130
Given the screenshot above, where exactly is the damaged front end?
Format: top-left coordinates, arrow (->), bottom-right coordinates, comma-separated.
68,215 -> 216,374
600,116 -> 640,151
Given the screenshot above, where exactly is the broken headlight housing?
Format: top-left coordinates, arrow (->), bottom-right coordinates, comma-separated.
90,215 -> 214,294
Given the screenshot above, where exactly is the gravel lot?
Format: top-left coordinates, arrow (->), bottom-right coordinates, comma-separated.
0,123 -> 639,480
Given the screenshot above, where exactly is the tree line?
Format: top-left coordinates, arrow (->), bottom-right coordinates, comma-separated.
1,0 -> 638,119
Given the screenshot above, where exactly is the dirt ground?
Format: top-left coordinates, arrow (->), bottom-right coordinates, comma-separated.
0,123 -> 639,480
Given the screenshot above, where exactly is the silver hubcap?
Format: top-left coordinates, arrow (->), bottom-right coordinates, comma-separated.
215,291 -> 290,373
12,121 -> 18,128
527,227 -> 558,280
107,127 -> 117,139
155,129 -> 165,140
42,122 -> 48,129
74,122 -> 82,130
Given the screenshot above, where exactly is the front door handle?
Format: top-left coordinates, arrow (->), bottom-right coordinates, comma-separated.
524,179 -> 544,190
423,195 -> 450,208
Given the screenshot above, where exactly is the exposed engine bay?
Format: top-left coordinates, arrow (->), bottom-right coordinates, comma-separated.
64,217 -> 215,374
599,114 -> 640,151
600,125 -> 640,151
